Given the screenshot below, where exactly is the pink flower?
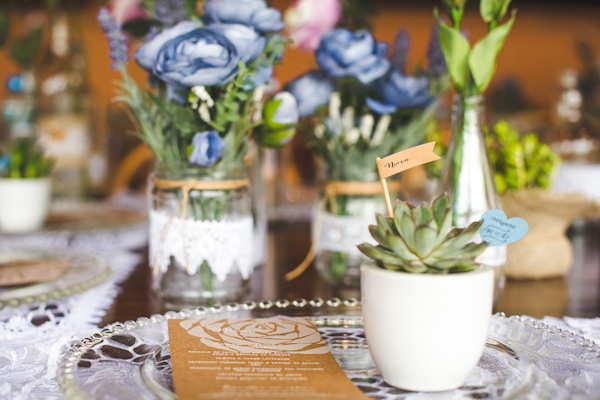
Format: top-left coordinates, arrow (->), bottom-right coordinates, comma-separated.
109,0 -> 147,26
284,0 -> 341,51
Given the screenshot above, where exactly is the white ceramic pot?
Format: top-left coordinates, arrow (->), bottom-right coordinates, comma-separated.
361,261 -> 494,392
0,178 -> 51,233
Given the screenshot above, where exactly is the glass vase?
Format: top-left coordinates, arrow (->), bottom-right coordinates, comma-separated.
314,166 -> 397,293
149,164 -> 254,310
435,95 -> 506,305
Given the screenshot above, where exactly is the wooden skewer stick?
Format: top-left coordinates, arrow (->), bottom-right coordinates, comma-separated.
376,157 -> 394,218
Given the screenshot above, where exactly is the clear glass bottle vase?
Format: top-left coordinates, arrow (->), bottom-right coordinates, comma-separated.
149,164 -> 254,310
435,95 -> 506,305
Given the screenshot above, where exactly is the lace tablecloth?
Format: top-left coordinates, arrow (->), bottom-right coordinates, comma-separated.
2,202 -> 600,399
0,198 -> 148,400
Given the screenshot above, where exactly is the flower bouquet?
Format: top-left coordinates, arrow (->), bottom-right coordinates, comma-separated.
98,0 -> 298,308
284,23 -> 448,287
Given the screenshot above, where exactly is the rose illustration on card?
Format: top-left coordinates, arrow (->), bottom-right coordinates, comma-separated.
179,317 -> 330,354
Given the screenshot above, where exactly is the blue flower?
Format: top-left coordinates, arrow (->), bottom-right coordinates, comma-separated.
316,29 -> 390,84
207,23 -> 266,63
97,8 -> 129,68
134,21 -> 197,72
153,28 -> 240,87
244,64 -> 273,90
203,0 -> 284,33
426,23 -> 447,77
285,70 -> 335,117
188,131 -> 226,166
366,69 -> 431,114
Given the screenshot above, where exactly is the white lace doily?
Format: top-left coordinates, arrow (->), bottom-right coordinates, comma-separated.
315,212 -> 376,255
149,209 -> 254,281
0,196 -> 148,399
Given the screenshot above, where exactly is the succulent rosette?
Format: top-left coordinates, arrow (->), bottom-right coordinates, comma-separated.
359,193 -> 488,274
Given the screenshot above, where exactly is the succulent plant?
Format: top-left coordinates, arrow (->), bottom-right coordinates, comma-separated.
358,193 -> 488,274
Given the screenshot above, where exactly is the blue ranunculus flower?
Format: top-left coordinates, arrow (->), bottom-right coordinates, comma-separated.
366,69 -> 432,114
203,0 -> 284,33
153,28 -> 240,87
207,23 -> 266,63
285,70 -> 335,117
134,21 -> 197,72
244,64 -> 273,90
188,131 -> 226,166
316,29 -> 390,84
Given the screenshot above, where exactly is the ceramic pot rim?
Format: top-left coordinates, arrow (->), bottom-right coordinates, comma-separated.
0,177 -> 51,183
361,260 -> 493,282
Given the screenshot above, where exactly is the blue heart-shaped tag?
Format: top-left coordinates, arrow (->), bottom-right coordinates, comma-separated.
480,209 -> 529,247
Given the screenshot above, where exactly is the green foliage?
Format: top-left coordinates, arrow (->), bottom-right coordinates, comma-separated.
0,5 -> 8,48
480,0 -> 512,24
468,11 -> 515,93
425,120 -> 561,193
436,0 -> 516,96
486,121 -> 561,194
0,138 -> 54,179
9,27 -> 42,69
338,0 -> 376,31
358,193 -> 487,274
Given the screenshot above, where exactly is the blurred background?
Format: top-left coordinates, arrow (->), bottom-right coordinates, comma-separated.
0,0 -> 599,201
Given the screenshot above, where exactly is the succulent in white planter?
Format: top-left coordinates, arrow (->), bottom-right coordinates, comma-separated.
359,193 -> 494,392
0,138 -> 54,233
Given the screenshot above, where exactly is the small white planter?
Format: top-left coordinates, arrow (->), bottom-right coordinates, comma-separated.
361,261 -> 494,392
0,178 -> 51,233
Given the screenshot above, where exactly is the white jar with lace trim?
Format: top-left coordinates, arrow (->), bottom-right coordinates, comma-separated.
314,168 -> 400,291
149,165 -> 254,309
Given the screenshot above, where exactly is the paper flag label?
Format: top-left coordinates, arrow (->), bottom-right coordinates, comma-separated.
481,209 -> 529,247
168,317 -> 369,400
376,142 -> 441,179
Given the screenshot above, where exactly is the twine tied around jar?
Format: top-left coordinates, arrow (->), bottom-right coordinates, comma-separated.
284,179 -> 401,281
151,177 -> 250,275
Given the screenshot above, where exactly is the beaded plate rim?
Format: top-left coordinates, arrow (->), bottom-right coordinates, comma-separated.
56,298 -> 600,400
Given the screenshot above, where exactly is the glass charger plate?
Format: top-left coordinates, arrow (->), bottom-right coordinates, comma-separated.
0,247 -> 112,308
57,299 -> 600,400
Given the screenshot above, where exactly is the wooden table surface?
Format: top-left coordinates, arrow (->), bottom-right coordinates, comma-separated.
102,219 -> 600,326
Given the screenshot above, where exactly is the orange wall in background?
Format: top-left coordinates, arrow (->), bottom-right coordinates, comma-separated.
0,1 -> 598,112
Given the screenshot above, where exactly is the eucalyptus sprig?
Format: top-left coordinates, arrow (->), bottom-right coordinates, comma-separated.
436,0 -> 516,96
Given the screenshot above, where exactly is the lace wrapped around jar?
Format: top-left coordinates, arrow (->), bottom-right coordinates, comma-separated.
313,168 -> 400,290
149,165 -> 253,309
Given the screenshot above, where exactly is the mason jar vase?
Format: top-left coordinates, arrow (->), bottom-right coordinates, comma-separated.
149,165 -> 254,309
314,168 -> 398,291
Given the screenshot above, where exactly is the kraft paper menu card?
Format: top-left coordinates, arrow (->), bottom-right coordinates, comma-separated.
168,317 -> 370,400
